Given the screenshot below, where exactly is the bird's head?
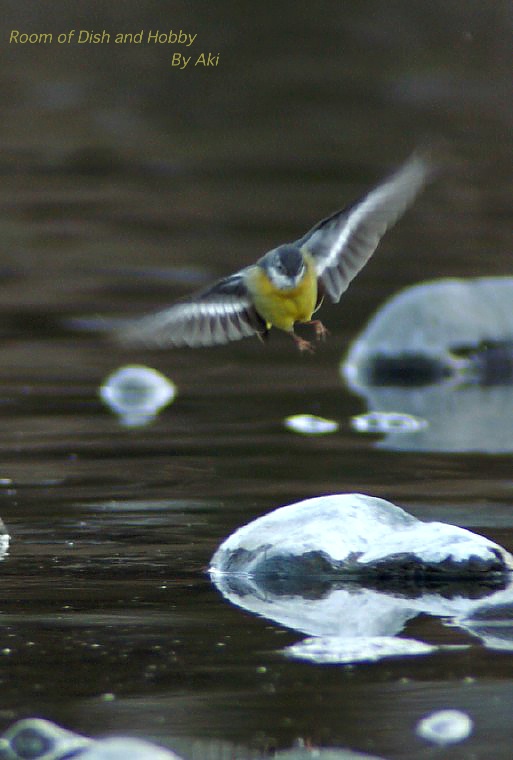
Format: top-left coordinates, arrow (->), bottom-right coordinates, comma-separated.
260,245 -> 306,290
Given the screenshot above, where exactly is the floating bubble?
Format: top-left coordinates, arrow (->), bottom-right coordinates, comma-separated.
100,365 -> 176,427
284,414 -> 339,435
351,410 -> 427,434
416,709 -> 473,745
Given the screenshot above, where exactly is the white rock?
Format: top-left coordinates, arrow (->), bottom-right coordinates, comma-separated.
100,364 -> 176,427
210,493 -> 513,579
342,277 -> 513,389
416,709 -> 473,745
284,414 -> 339,435
0,719 -> 182,760
351,410 -> 427,434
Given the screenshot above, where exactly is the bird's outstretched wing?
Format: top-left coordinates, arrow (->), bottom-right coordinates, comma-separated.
117,269 -> 266,347
297,153 -> 434,303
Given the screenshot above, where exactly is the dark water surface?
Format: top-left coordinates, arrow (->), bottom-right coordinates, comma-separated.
0,2 -> 512,758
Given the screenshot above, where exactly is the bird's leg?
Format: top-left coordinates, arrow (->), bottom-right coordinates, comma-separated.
306,320 -> 330,341
291,332 -> 315,353
256,326 -> 270,343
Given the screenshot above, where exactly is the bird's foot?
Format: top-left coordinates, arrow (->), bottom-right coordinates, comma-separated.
256,327 -> 270,343
307,320 -> 330,341
292,333 -> 315,353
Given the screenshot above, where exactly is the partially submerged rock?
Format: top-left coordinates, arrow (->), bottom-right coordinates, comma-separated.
0,718 -> 181,760
342,277 -> 513,388
340,278 -> 513,453
416,709 -> 473,746
210,494 -> 513,583
99,364 -> 176,427
0,719 -> 90,760
284,414 -> 339,435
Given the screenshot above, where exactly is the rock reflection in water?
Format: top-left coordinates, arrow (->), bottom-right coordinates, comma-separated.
457,597 -> 513,652
341,277 -> 513,453
284,636 -> 440,665
213,568 -> 513,664
348,384 -> 513,453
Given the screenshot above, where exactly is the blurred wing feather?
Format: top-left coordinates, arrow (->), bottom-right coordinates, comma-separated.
298,153 -> 434,302
117,270 -> 265,348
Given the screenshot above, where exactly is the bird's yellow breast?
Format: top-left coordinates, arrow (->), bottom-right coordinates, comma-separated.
247,255 -> 318,332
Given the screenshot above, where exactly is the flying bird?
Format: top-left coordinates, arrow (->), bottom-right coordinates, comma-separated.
119,153 -> 433,352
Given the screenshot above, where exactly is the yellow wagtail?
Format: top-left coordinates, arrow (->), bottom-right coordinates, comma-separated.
120,153 -> 433,352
